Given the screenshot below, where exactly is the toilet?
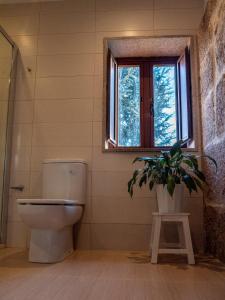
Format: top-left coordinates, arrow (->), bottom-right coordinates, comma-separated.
17,159 -> 87,263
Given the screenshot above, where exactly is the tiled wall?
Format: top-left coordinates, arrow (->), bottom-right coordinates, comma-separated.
198,0 -> 225,262
0,0 -> 205,250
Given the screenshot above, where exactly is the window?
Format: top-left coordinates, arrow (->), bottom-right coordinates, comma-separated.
106,47 -> 193,150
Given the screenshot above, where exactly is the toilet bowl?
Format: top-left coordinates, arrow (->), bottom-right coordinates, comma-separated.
17,159 -> 87,263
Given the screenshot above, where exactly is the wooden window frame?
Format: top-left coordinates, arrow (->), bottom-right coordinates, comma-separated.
177,47 -> 193,144
106,54 -> 193,151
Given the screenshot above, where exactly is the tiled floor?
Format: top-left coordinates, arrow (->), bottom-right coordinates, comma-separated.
0,249 -> 225,300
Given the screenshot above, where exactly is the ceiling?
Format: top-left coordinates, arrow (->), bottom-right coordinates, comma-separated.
108,36 -> 191,58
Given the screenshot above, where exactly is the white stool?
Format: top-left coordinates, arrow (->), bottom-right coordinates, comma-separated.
150,212 -> 195,265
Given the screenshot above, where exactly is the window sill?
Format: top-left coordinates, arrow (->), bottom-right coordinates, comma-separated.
103,146 -> 199,153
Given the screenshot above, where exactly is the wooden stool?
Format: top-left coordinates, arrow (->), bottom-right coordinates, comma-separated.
150,212 -> 195,265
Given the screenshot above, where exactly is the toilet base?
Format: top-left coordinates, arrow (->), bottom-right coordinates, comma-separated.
29,226 -> 74,263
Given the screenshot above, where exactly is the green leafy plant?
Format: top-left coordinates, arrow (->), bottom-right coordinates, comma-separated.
128,140 -> 217,197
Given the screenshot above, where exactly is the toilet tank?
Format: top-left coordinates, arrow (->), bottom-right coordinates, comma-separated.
42,159 -> 87,204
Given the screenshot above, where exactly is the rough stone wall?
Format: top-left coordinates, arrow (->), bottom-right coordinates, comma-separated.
198,0 -> 225,262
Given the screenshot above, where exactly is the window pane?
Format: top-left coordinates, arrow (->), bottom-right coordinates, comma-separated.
118,66 -> 140,147
153,65 -> 177,147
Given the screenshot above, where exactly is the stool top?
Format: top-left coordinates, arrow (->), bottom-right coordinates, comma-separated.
152,212 -> 190,216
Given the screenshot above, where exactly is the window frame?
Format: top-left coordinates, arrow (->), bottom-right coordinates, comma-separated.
177,48 -> 193,143
106,53 -> 193,151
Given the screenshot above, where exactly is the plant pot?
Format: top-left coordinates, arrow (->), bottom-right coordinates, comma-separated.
156,184 -> 184,213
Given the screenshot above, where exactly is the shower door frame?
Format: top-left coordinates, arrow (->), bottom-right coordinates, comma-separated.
0,25 -> 18,246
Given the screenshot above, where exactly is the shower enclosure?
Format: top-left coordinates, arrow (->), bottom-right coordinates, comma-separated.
0,26 -> 17,246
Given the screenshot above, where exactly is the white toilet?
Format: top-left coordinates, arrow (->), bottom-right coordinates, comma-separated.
17,159 -> 87,263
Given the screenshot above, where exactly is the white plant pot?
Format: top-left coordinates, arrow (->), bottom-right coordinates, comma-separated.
156,184 -> 184,213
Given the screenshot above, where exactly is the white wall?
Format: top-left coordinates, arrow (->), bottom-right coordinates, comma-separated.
0,0 -> 205,250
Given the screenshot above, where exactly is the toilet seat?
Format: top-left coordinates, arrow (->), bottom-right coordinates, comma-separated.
17,199 -> 83,206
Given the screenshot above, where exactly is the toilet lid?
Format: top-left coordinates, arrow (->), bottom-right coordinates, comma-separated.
17,199 -> 83,206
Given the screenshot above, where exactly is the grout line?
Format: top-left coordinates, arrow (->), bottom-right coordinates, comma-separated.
27,5 -> 41,222
88,0 -> 98,250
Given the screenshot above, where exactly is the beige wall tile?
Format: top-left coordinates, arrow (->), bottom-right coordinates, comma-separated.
13,101 -> 33,124
0,58 -> 12,77
16,55 -> 37,79
34,99 -> 93,123
37,33 -> 96,55
35,77 -> 94,99
0,101 -> 8,125
93,122 -> 102,147
94,54 -> 103,76
92,147 -> 154,172
154,9 -> 204,30
183,197 -> 203,222
0,36 -> 11,58
76,223 -> 91,250
93,98 -> 103,122
0,15 -> 39,36
9,170 -> 30,198
96,11 -> 154,32
92,171 -> 156,198
12,35 -> 38,56
32,123 -> 92,147
92,196 -> 156,224
155,0 -> 204,9
29,170 -> 42,197
10,145 -> 31,172
30,146 -> 92,171
0,3 -> 40,17
39,12 -> 95,34
12,124 -> 32,147
37,54 -> 95,77
0,78 -> 10,101
87,171 -> 92,199
91,223 -> 151,250
93,75 -> 103,98
8,196 -> 22,222
184,196 -> 203,250
40,0 -> 95,13
81,197 -> 92,223
15,76 -> 35,101
96,0 -> 153,11
184,188 -> 203,198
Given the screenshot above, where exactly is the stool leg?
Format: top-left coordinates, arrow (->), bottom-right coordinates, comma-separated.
149,216 -> 155,256
151,216 -> 161,264
183,217 -> 195,265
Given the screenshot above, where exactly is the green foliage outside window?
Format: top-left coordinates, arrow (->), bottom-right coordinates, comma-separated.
153,65 -> 177,147
118,66 -> 140,147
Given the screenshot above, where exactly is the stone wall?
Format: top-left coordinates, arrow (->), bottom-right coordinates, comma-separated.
198,0 -> 225,261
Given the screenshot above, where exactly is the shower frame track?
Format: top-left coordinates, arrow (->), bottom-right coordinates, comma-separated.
0,25 -> 18,246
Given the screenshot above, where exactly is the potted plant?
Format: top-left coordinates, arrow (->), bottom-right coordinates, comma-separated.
128,140 -> 217,213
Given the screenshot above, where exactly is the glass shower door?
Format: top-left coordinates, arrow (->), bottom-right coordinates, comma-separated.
0,28 -> 17,245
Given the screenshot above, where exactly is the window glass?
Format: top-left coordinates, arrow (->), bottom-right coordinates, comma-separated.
153,65 -> 177,147
118,66 -> 140,147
